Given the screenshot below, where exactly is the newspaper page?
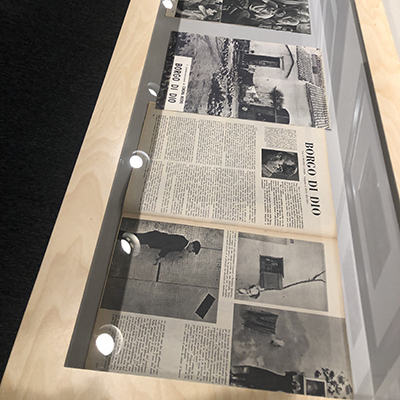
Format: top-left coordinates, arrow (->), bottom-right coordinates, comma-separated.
165,0 -> 312,35
156,32 -> 329,128
85,216 -> 353,398
123,104 -> 336,238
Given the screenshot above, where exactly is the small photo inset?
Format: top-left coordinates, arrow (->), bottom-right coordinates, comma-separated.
261,149 -> 299,181
306,378 -> 326,397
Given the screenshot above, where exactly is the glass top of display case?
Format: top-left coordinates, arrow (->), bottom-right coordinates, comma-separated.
2,1 -> 400,400
64,1 -> 400,399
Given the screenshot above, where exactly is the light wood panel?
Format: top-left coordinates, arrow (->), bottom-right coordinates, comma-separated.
1,0 -> 399,399
354,0 -> 400,195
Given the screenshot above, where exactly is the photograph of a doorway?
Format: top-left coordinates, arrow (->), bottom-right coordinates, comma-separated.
235,232 -> 328,311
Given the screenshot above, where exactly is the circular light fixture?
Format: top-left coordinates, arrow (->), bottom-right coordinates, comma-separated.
162,0 -> 173,10
147,82 -> 160,97
129,150 -> 150,169
96,333 -> 115,356
96,325 -> 124,356
121,238 -> 132,254
129,154 -> 144,169
121,232 -> 141,256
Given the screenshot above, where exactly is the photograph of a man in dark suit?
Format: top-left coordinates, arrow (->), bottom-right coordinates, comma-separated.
135,230 -> 201,264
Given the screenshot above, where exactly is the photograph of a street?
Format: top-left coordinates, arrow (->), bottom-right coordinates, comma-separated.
101,218 -> 224,322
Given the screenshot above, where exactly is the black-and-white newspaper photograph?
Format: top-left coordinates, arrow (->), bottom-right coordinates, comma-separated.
172,0 -> 223,21
261,148 -> 300,180
230,304 -> 353,398
165,0 -> 312,34
156,32 -> 329,128
101,218 -> 223,323
235,233 -> 328,311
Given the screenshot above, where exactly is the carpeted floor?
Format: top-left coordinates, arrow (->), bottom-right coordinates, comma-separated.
0,0 -> 130,381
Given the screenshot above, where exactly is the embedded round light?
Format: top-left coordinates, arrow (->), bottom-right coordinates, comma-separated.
148,88 -> 157,97
97,324 -> 124,355
129,154 -> 144,169
147,82 -> 160,97
121,232 -> 141,257
129,150 -> 150,169
96,333 -> 115,356
162,0 -> 173,9
121,238 -> 132,254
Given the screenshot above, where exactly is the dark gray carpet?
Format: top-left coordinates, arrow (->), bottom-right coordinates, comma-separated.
0,0 -> 130,381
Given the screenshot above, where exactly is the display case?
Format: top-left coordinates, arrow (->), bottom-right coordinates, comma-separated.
1,1 -> 399,399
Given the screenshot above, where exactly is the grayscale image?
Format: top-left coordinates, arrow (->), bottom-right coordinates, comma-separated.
175,0 -> 223,21
101,218 -> 223,323
230,304 -> 353,398
221,0 -> 311,33
262,148 -> 299,180
168,0 -> 311,34
157,32 -> 330,128
306,378 -> 327,397
235,233 -> 328,311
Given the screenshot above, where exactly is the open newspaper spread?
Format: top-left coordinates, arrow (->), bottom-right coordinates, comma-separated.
84,105 -> 353,399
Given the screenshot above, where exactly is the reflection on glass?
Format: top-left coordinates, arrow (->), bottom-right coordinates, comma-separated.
96,324 -> 124,356
96,333 -> 115,356
129,150 -> 150,169
121,238 -> 132,254
121,232 -> 141,256
129,154 -> 144,169
162,0 -> 173,10
147,82 -> 160,97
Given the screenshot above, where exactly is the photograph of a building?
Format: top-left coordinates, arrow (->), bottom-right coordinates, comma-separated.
235,232 -> 328,311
